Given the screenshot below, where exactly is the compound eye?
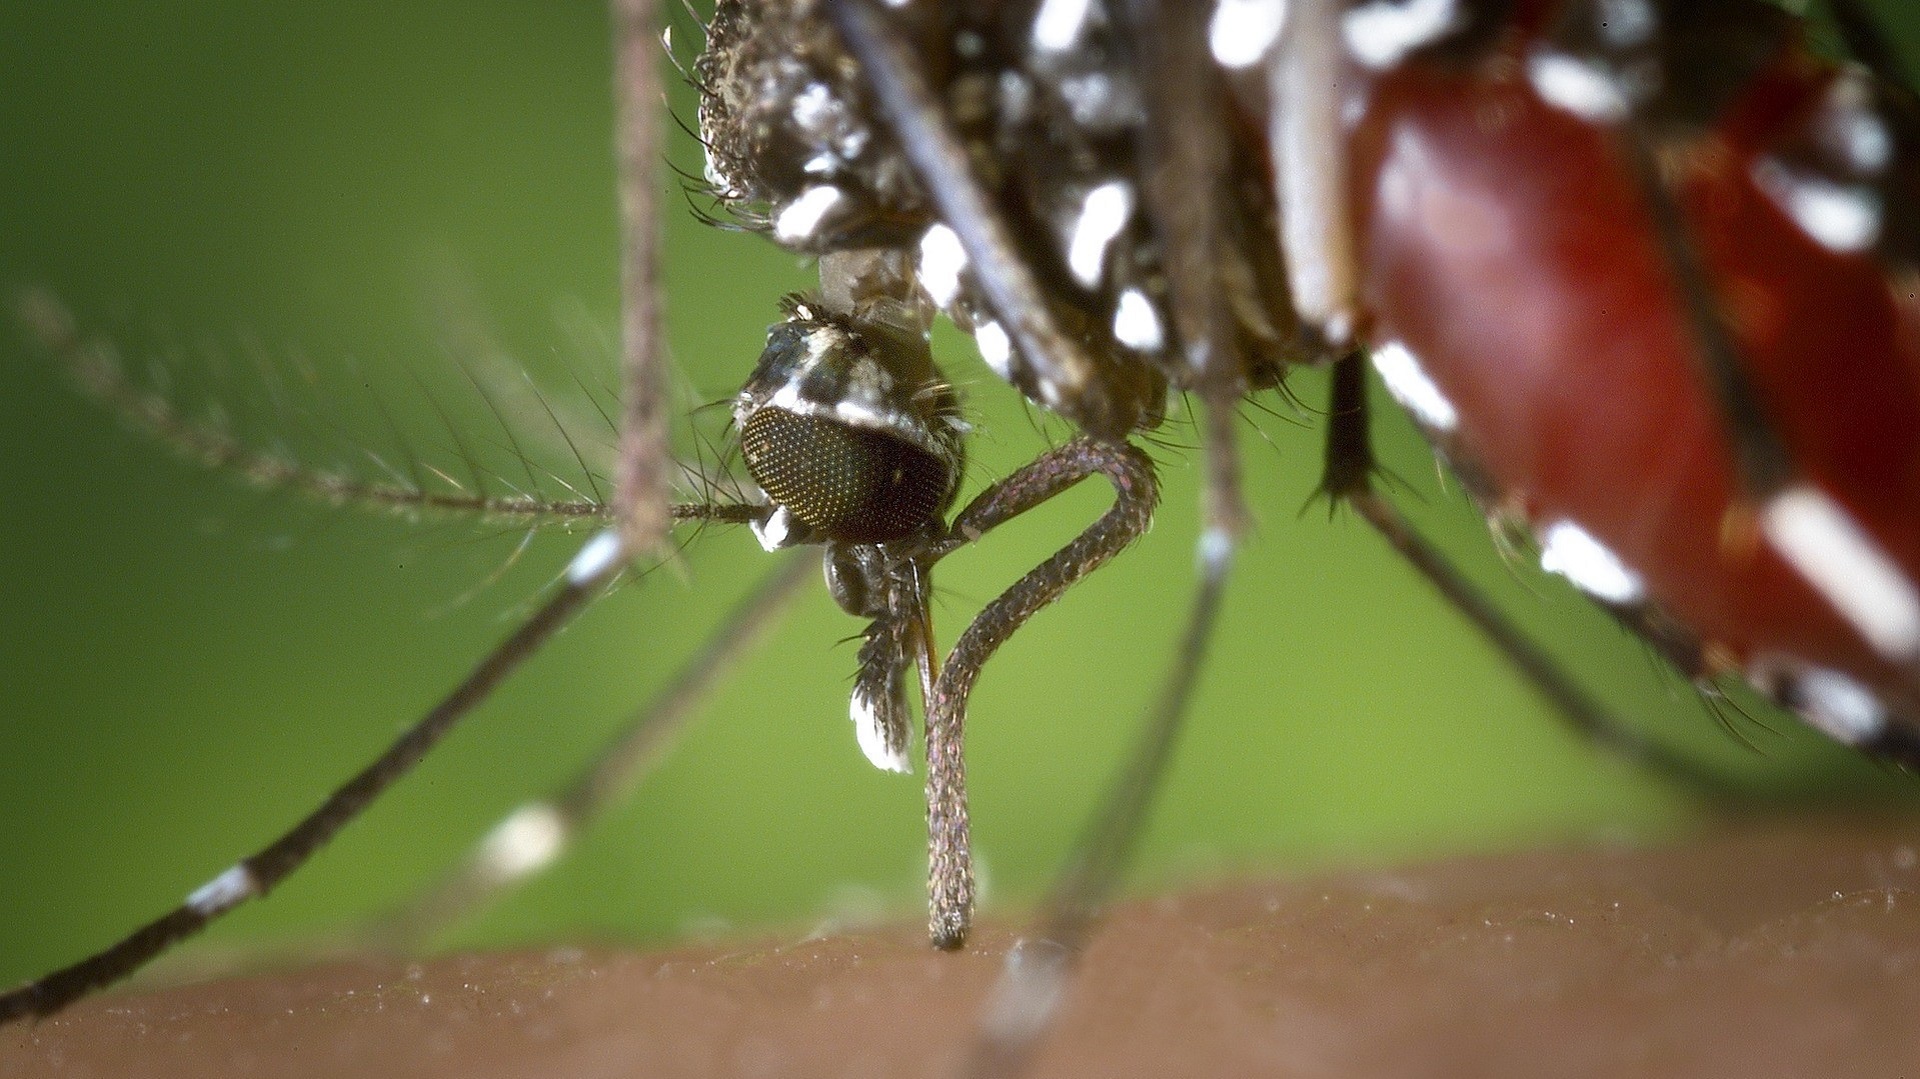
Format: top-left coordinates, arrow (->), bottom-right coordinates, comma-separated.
734,299 -> 966,546
741,407 -> 951,544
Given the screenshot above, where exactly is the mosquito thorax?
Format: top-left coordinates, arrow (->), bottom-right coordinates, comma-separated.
735,297 -> 966,549
696,0 -> 928,251
695,0 -> 1312,442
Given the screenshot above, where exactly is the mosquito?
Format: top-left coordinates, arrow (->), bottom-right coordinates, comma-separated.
0,0 -> 1221,1006
3,2 -> 1920,1075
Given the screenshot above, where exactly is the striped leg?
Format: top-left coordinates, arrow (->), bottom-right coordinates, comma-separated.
0,0 -> 694,1023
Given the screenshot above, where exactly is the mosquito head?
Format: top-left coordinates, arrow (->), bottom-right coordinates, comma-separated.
735,296 -> 965,549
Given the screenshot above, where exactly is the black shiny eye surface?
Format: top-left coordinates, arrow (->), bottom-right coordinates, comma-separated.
740,405 -> 953,543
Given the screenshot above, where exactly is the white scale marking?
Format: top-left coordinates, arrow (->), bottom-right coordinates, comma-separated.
566,529 -> 626,586
1111,288 -> 1164,351
1059,72 -> 1123,129
185,864 -> 258,917
773,185 -> 845,243
833,397 -> 892,429
1370,340 -> 1458,433
1537,520 -> 1646,605
1824,73 -> 1892,174
791,83 -> 834,132
1342,0 -> 1460,71
1840,110 -> 1893,175
768,380 -> 807,413
1208,0 -> 1287,70
1031,0 -> 1096,53
1527,50 -> 1630,124
1198,525 -> 1236,574
998,70 -> 1034,125
803,325 -> 843,363
752,505 -> 798,552
1794,666 -> 1887,745
1751,159 -> 1882,254
1762,485 -> 1920,661
1067,180 -> 1133,288
851,689 -> 912,774
702,143 -> 733,197
477,803 -> 569,880
917,224 -> 968,310
975,320 -> 1014,378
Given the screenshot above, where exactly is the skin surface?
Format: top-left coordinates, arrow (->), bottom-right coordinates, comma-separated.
7,814 -> 1920,1079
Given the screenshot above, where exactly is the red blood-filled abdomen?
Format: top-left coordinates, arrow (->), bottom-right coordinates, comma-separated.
1347,50 -> 1920,713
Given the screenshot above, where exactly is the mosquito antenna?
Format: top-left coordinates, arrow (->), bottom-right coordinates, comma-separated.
410,364 -> 501,501
425,273 -> 617,474
673,0 -> 707,38
236,332 -> 325,466
16,291 -> 613,525
553,338 -> 622,441
0,0 -> 759,1017
524,368 -> 610,506
613,0 -> 673,556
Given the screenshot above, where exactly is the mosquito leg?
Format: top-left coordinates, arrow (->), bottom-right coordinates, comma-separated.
1828,0 -> 1916,91
822,0 -> 1142,439
1265,0 -> 1359,344
1123,0 -> 1255,545
1620,131 -> 1797,503
918,438 -> 1158,950
613,0 -> 672,555
931,3 -> 1256,1043
362,547 -> 814,950
963,506 -> 1232,1079
957,3 -> 1253,1035
0,530 -> 646,1024
5,0 -> 735,1010
1321,353 -> 1768,796
948,397 -> 1240,1079
0,0 -> 708,1025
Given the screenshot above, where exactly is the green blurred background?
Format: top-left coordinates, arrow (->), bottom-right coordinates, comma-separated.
2,2 -> 1916,991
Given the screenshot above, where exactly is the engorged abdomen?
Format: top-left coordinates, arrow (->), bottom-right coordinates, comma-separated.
1346,50 -> 1920,722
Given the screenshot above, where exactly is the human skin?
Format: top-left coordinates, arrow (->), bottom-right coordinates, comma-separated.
7,813 -> 1920,1079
